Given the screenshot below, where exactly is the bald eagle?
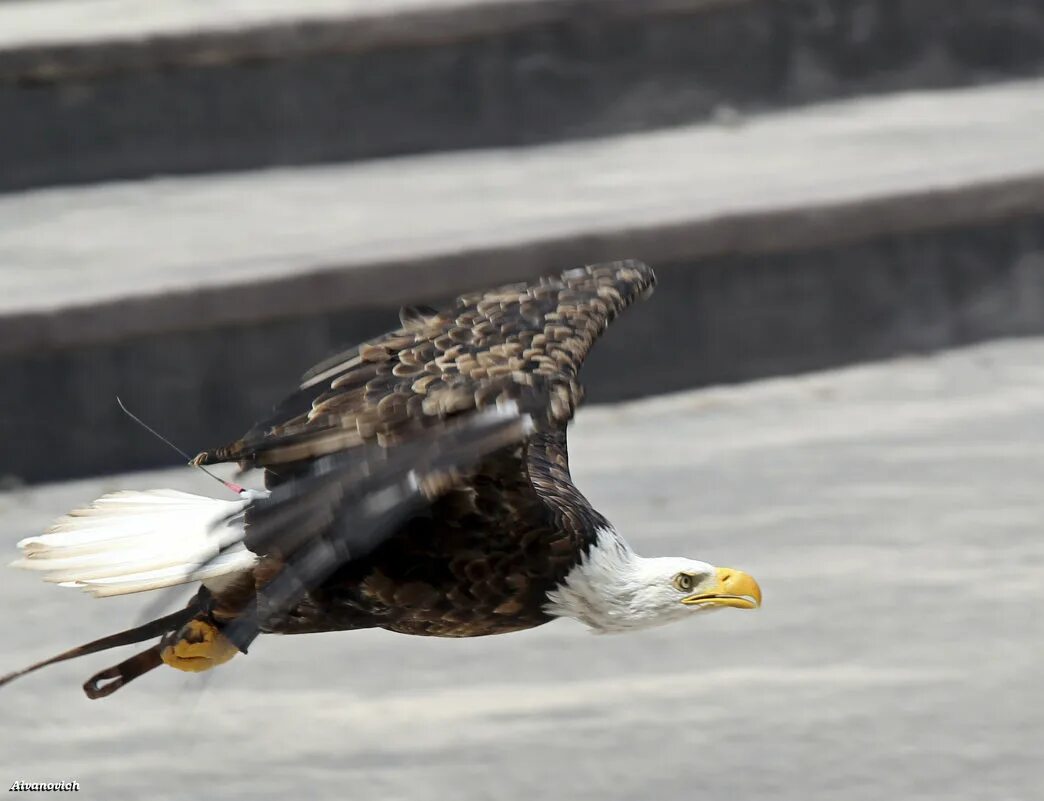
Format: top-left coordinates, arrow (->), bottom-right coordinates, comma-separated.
2,260 -> 760,698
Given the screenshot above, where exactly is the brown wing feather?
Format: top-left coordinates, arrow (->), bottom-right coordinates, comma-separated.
195,260 -> 655,470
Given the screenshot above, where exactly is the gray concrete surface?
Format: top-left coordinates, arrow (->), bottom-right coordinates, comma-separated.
4,0 -> 1043,191
2,338 -> 1042,801
4,78 -> 1044,349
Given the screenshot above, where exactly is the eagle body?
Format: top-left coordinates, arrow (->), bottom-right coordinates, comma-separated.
4,260 -> 762,698
267,433 -> 604,639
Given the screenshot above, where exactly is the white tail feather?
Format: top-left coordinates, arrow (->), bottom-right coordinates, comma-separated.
12,489 -> 259,597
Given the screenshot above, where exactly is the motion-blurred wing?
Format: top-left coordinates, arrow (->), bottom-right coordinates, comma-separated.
221,403 -> 538,651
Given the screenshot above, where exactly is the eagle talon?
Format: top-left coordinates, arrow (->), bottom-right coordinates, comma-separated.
160,619 -> 238,673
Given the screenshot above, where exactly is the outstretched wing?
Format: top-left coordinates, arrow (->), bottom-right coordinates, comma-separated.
196,260 -> 656,648
196,259 -> 655,472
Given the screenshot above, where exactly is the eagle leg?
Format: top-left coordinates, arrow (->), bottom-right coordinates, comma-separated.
159,618 -> 238,673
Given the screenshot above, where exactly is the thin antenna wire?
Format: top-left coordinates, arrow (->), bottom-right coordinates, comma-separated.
116,396 -> 243,495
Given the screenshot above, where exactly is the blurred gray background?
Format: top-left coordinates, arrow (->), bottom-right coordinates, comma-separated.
1,1 -> 1043,799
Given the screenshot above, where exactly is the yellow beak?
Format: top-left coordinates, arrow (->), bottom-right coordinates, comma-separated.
681,566 -> 762,610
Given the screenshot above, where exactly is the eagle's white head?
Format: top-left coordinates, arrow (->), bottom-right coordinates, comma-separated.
544,528 -> 761,633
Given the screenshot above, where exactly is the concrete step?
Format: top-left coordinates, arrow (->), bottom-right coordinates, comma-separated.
3,78 -> 1044,483
3,0 -> 1044,191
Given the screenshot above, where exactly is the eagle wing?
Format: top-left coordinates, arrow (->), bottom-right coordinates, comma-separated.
199,259 -> 654,472
196,260 -> 655,648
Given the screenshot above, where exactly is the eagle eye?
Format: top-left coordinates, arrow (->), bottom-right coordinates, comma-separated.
672,573 -> 695,592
